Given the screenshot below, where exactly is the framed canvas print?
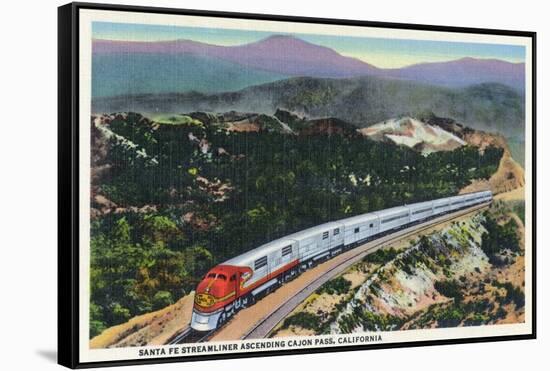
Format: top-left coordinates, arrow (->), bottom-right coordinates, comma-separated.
58,2 -> 536,368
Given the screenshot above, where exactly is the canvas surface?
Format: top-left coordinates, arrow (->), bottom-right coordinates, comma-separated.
69,6 -> 534,365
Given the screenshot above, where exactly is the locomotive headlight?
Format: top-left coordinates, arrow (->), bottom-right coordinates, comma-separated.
195,292 -> 216,307
194,312 -> 210,324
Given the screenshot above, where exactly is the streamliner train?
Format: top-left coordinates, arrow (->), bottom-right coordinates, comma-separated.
190,190 -> 493,331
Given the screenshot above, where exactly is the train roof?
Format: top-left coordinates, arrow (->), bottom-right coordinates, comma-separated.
286,221 -> 343,241
223,221 -> 345,266
433,197 -> 452,204
408,200 -> 434,209
223,237 -> 296,266
222,190 -> 492,267
374,205 -> 410,219
463,190 -> 492,196
340,212 -> 378,226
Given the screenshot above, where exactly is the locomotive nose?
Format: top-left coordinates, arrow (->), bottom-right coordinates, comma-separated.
191,265 -> 241,331
196,271 -> 233,300
194,281 -> 230,307
196,278 -> 222,300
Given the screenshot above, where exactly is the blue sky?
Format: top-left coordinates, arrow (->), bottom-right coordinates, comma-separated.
93,22 -> 525,68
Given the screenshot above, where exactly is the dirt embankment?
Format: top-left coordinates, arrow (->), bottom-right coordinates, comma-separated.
421,115 -> 525,196
226,121 -> 261,132
90,292 -> 194,349
459,130 -> 525,196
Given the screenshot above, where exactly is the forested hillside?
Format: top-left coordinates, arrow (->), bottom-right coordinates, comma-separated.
89,111 -> 503,337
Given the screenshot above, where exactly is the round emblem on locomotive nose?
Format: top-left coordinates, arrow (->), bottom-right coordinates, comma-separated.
195,292 -> 215,307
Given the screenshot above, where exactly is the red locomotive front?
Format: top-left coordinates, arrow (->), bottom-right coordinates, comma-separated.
191,264 -> 253,331
194,265 -> 239,312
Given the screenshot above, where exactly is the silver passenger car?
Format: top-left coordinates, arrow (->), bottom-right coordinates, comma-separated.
375,206 -> 411,234
341,213 -> 379,246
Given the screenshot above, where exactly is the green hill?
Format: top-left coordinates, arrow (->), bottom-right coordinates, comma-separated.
92,53 -> 287,98
93,76 -> 525,137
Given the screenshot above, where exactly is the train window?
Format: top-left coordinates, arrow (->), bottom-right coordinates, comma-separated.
254,256 -> 268,270
217,274 -> 227,281
230,274 -> 236,282
381,212 -> 409,224
354,227 -> 360,234
282,245 -> 292,256
369,223 -> 374,228
413,207 -> 432,215
322,231 -> 329,240
207,273 -> 217,278
333,228 -> 340,235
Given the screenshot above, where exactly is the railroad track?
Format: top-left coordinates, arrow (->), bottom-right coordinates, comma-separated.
167,327 -> 215,345
241,202 -> 490,340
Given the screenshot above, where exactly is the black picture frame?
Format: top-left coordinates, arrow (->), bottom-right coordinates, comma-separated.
58,2 -> 537,368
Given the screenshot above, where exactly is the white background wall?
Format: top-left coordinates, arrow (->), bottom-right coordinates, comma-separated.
0,0 -> 546,369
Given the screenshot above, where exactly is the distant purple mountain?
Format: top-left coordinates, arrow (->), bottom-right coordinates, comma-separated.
93,35 -> 525,91
384,57 -> 525,91
93,35 -> 379,78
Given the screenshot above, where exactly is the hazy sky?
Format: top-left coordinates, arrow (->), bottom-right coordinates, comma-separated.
93,22 -> 525,68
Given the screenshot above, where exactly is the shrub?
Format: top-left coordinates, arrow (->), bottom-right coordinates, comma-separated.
152,291 -> 174,311
317,276 -> 352,295
494,282 -> 525,309
435,306 -> 464,327
495,307 -> 507,319
481,213 -> 520,266
363,248 -> 399,265
434,280 -> 463,303
282,312 -> 320,331
90,320 -> 107,338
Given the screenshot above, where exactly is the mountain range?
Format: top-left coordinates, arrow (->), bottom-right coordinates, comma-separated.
93,35 -> 525,95
92,75 -> 525,137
